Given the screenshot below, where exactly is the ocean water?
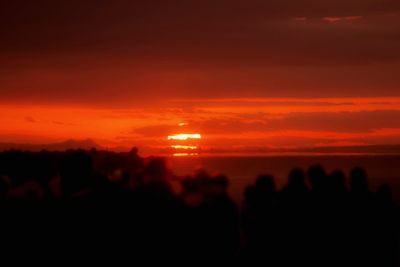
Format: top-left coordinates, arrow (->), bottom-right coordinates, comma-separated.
167,154 -> 400,205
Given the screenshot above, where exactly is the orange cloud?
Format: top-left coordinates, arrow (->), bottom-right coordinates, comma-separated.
323,16 -> 363,23
0,96 -> 399,153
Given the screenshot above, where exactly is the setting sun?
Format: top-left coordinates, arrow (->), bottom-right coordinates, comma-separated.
171,145 -> 198,150
167,134 -> 202,141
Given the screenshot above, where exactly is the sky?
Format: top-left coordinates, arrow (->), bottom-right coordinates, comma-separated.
0,1 -> 399,153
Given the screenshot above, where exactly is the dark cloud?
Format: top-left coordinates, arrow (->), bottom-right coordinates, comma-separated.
0,1 -> 399,104
25,116 -> 37,123
133,124 -> 180,137
132,110 -> 400,135
268,110 -> 400,132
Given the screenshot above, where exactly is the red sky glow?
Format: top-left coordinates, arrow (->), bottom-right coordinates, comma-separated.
0,1 -> 399,153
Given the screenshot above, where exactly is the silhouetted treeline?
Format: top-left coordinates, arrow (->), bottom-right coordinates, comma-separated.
0,149 -> 398,265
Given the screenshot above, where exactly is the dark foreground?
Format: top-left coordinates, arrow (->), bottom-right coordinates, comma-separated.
0,149 -> 399,265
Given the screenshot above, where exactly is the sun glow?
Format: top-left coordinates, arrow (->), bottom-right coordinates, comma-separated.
168,132 -> 201,156
167,133 -> 202,141
171,145 -> 198,150
173,153 -> 199,157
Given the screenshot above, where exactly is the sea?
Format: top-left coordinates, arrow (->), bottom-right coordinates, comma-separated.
167,153 -> 400,205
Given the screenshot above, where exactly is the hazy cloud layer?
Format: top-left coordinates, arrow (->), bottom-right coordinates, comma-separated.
0,1 -> 399,104
132,110 -> 400,136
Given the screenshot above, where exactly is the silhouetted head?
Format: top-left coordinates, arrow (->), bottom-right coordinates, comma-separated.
288,168 -> 306,187
255,174 -> 276,194
129,147 -> 139,155
193,168 -> 211,193
207,175 -> 229,196
194,168 -> 210,181
182,176 -> 198,194
181,176 -> 204,206
350,167 -> 369,193
307,165 -> 326,191
214,175 -> 229,189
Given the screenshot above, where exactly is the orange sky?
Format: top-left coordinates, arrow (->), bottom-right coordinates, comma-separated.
0,1 -> 400,153
0,97 -> 399,153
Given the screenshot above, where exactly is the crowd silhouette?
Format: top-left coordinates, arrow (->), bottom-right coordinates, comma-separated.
0,149 -> 398,265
